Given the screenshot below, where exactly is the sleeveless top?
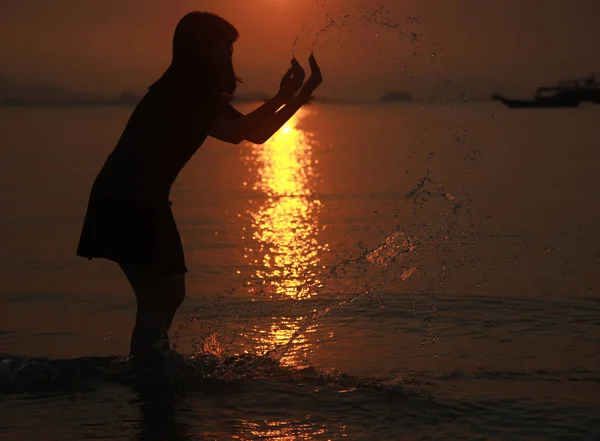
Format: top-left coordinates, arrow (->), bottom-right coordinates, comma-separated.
91,81 -> 242,206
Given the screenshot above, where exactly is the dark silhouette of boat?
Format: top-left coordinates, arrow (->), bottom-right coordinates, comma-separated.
493,75 -> 600,108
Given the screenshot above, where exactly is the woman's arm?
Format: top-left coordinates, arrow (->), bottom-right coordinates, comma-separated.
209,55 -> 322,145
207,95 -> 286,144
246,94 -> 288,122
242,91 -> 311,144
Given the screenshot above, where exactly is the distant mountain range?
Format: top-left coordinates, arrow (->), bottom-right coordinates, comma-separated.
381,91 -> 415,102
233,91 -> 271,102
0,74 -> 277,106
0,73 -> 431,106
0,74 -> 141,106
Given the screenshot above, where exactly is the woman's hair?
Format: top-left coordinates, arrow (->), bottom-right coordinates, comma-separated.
173,12 -> 239,63
158,12 -> 241,96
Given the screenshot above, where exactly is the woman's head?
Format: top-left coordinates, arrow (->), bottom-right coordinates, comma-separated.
171,12 -> 240,95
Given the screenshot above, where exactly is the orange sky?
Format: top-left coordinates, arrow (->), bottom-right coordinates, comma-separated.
1,0 -> 599,99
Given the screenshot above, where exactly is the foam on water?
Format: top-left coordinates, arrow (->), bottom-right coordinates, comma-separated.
0,351 -> 422,396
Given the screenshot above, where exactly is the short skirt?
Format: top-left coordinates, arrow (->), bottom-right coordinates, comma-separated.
76,194 -> 187,274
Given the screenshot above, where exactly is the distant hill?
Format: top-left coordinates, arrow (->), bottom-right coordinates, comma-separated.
0,74 -> 141,106
233,91 -> 271,102
381,91 -> 415,103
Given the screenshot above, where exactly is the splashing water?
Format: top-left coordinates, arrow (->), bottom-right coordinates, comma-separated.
168,166 -> 470,389
0,163 -> 472,396
292,0 -> 327,57
158,84 -> 483,387
290,0 -> 466,103
2,3 -> 485,396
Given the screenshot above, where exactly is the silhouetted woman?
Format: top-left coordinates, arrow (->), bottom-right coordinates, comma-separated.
76,12 -> 322,362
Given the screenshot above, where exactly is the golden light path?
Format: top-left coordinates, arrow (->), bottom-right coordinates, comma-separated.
235,420 -> 330,441
249,113 -> 323,298
242,107 -> 328,371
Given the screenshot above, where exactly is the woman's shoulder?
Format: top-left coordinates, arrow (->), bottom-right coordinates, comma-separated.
145,84 -> 224,113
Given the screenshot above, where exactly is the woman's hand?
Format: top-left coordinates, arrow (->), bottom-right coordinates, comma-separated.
298,54 -> 323,100
277,58 -> 305,101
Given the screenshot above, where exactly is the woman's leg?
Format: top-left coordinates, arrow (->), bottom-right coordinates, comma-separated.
164,271 -> 186,331
119,263 -> 186,359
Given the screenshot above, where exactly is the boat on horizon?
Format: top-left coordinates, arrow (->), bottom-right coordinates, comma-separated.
493,75 -> 600,108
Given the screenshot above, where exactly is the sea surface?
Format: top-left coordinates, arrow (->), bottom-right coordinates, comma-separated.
0,102 -> 599,440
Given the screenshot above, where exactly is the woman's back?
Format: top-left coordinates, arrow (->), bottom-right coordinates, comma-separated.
92,85 -> 218,204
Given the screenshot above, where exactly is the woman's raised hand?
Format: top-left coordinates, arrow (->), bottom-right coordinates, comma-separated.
277,58 -> 305,100
299,54 -> 323,99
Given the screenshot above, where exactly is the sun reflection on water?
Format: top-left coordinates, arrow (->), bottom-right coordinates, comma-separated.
244,108 -> 326,299
235,420 -> 332,440
242,108 -> 327,368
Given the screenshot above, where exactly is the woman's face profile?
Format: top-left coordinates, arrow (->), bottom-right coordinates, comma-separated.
206,42 -> 237,94
208,43 -> 233,72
